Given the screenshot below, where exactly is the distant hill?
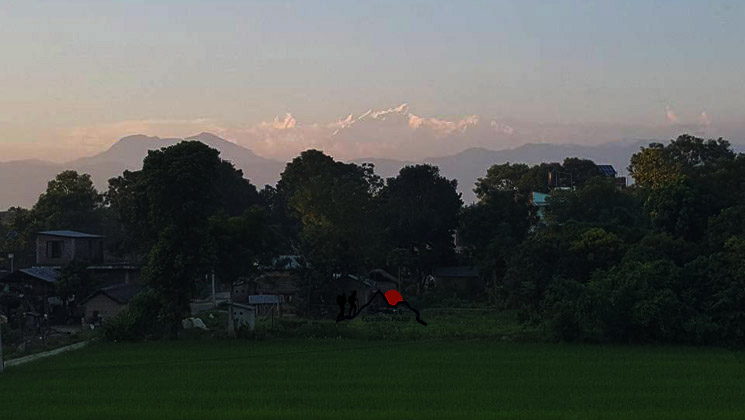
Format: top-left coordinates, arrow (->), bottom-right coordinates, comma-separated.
357,140 -> 651,203
70,132 -> 284,190
3,133 -> 743,209
0,133 -> 285,209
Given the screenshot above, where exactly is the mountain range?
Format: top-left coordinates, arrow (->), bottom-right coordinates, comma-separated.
3,132 -> 742,210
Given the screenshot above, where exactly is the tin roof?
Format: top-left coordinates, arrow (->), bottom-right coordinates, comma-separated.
597,165 -> 618,177
82,283 -> 144,305
19,267 -> 61,283
38,230 -> 104,238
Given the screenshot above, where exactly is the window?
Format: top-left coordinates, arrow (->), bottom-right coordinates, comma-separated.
46,240 -> 64,259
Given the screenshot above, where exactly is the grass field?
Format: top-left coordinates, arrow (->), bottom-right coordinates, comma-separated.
2,337 -> 745,420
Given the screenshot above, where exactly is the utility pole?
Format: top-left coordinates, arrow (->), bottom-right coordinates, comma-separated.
211,269 -> 216,308
0,315 -> 6,373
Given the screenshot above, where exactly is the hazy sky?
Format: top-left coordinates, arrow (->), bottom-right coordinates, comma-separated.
1,0 -> 744,161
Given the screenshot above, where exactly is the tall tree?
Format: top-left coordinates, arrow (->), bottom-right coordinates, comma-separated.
629,135 -> 735,189
33,170 -> 103,231
108,141 -> 262,335
379,164 -> 462,287
277,150 -> 384,275
561,157 -> 602,189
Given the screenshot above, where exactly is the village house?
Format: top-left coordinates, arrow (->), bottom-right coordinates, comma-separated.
1,267 -> 61,319
80,282 -> 144,324
0,230 -> 142,324
36,230 -> 104,266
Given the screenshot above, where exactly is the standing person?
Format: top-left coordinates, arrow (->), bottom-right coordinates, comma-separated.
336,293 -> 347,321
348,291 -> 358,316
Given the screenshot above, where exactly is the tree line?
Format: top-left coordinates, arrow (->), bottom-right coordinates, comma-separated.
2,134 -> 744,345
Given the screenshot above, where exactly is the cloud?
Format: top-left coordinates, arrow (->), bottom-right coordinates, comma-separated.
665,106 -> 680,124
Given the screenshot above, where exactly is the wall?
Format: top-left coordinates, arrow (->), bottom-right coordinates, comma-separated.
83,294 -> 125,321
36,235 -> 75,265
71,237 -> 104,263
35,235 -> 104,266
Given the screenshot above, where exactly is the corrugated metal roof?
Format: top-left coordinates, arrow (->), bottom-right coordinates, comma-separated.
19,267 -> 60,283
82,283 -> 144,305
597,165 -> 617,177
38,230 -> 104,238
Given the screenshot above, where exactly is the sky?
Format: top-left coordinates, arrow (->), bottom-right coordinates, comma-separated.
1,0 -> 744,162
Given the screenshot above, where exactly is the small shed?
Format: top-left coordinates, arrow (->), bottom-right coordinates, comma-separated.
81,283 -> 144,322
231,302 -> 255,331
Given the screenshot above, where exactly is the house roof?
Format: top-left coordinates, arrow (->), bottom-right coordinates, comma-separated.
18,267 -> 61,283
432,266 -> 480,278
597,165 -> 618,177
38,230 -> 104,238
82,283 -> 144,305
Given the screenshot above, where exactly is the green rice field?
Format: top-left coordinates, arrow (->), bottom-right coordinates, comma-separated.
2,338 -> 745,419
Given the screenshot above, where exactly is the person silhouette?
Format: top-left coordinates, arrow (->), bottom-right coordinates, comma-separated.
348,291 -> 358,316
336,293 -> 347,321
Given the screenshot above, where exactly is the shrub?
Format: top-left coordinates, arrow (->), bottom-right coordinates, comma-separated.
101,289 -> 163,341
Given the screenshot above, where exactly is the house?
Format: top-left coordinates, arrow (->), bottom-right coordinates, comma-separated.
232,255 -> 304,315
35,230 -> 139,286
86,262 -> 140,286
81,282 -> 144,323
430,266 -> 484,296
36,230 -> 104,266
1,267 -> 61,319
597,164 -> 627,188
597,164 -> 618,178
531,191 -> 550,222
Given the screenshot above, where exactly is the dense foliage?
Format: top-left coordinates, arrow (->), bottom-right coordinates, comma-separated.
4,133 -> 745,346
464,135 -> 745,345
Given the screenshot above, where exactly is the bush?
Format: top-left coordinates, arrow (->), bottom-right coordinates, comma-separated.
588,260 -> 684,343
101,289 -> 163,341
542,278 -> 590,342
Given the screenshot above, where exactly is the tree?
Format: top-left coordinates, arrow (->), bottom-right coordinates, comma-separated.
561,157 -> 602,188
33,170 -> 103,231
3,171 -> 104,268
547,177 -> 648,231
474,163 -> 530,198
588,259 -> 684,342
682,237 -> 745,346
3,207 -> 36,268
277,150 -> 384,275
629,135 -> 735,189
475,162 -> 562,198
379,165 -> 462,287
56,260 -> 99,319
460,189 -> 536,301
108,141 -> 262,336
210,207 -> 279,288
